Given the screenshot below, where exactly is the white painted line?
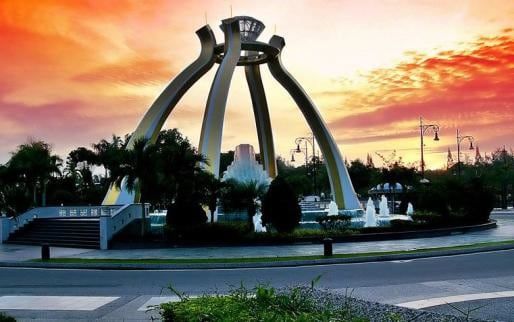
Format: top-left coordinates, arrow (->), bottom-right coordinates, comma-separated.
0,296 -> 119,311
397,291 -> 514,309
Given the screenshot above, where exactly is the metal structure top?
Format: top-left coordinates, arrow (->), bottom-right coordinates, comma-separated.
220,16 -> 265,41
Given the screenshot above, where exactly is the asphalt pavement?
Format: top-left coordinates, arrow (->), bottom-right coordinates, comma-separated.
1,248 -> 513,321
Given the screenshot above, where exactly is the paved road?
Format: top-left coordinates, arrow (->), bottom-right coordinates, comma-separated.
1,249 -> 513,321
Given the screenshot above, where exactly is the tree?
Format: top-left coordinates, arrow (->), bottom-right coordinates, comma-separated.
157,129 -> 208,205
7,140 -> 62,207
220,179 -> 268,223
347,159 -> 379,196
92,134 -> 126,179
219,150 -> 235,174
111,137 -> 159,237
261,176 -> 301,233
64,147 -> 102,204
149,129 -> 210,228
196,172 -> 225,223
0,164 -> 10,214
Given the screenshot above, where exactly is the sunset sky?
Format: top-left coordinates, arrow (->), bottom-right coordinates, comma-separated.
1,0 -> 513,170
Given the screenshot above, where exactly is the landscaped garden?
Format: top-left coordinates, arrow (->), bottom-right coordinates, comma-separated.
154,280 -> 479,322
0,128 -> 510,246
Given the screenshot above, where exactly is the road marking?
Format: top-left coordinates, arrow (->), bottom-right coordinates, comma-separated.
0,296 -> 119,311
397,291 -> 514,309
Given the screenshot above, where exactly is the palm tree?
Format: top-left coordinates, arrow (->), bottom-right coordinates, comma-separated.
92,135 -> 125,179
65,147 -> 98,203
111,137 -> 158,237
157,129 -> 208,204
0,164 -> 8,214
8,140 -> 62,207
221,179 -> 268,223
196,172 -> 225,223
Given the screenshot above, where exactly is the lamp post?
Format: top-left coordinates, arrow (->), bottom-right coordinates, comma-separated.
419,117 -> 440,179
294,134 -> 318,195
456,128 -> 474,176
290,149 -> 298,163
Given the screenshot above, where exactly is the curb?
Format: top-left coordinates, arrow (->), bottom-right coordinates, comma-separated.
1,242 -> 514,270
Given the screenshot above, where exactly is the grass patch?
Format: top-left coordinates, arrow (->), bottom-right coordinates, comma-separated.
31,239 -> 514,265
157,282 -> 369,322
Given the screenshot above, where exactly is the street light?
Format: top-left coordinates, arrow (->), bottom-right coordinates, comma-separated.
456,128 -> 475,176
419,117 -> 440,179
290,149 -> 297,163
294,134 -> 318,195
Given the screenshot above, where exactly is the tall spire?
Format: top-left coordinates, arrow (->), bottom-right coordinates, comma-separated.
475,145 -> 482,164
366,153 -> 374,168
447,147 -> 454,170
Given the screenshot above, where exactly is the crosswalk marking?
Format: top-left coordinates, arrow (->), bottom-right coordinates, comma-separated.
397,291 -> 514,309
0,296 -> 119,311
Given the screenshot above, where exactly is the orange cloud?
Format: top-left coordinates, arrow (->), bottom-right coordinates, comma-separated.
73,57 -> 176,87
329,31 -> 514,157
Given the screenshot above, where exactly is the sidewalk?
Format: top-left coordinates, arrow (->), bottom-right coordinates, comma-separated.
1,212 -> 512,262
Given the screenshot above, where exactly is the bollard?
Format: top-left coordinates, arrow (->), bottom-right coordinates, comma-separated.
41,243 -> 50,260
323,238 -> 333,257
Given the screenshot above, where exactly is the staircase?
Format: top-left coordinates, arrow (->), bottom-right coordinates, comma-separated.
7,218 -> 100,249
299,201 -> 328,222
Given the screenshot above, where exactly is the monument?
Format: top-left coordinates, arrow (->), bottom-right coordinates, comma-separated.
102,16 -> 361,213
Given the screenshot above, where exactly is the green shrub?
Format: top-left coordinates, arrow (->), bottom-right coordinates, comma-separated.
411,212 -> 445,226
262,176 -> 301,233
415,176 -> 494,224
164,223 -> 356,245
166,201 -> 207,228
389,219 -> 416,230
160,284 -> 369,322
166,222 -> 252,243
316,215 -> 352,231
460,177 -> 495,223
0,312 -> 16,322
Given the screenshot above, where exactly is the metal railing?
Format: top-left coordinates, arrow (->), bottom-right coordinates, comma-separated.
0,205 -> 123,242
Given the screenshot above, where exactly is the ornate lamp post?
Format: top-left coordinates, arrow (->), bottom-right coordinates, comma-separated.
419,117 -> 440,179
456,129 -> 474,176
290,149 -> 298,163
294,134 -> 318,195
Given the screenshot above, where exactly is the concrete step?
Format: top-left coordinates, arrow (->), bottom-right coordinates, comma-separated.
7,218 -> 101,249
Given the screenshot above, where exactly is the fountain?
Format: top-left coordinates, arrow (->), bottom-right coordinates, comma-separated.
379,195 -> 390,217
252,211 -> 267,233
218,144 -> 271,222
406,202 -> 414,216
365,197 -> 377,227
222,144 -> 271,187
327,201 -> 339,216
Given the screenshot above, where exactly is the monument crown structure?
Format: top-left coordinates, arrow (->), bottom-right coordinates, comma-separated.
102,15 -> 361,212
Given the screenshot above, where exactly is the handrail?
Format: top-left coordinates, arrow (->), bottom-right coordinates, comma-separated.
100,204 -> 144,249
1,205 -> 123,238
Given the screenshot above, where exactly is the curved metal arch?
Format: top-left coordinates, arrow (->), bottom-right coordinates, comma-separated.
245,64 -> 277,178
102,25 -> 217,205
267,35 -> 361,210
198,19 -> 242,177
